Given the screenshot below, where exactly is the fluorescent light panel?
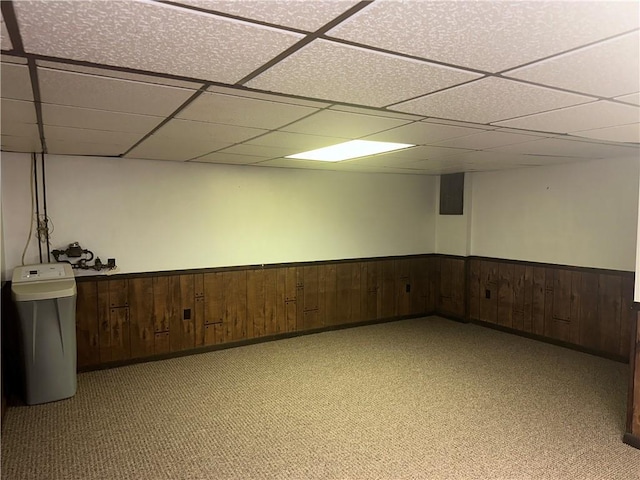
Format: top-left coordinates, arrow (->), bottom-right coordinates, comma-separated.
285,140 -> 415,162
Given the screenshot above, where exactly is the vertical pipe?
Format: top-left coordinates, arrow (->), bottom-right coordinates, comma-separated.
33,153 -> 43,264
41,152 -> 50,262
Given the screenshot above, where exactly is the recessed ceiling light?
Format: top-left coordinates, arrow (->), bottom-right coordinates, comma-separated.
285,140 -> 415,162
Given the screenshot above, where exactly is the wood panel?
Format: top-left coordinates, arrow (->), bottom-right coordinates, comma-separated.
363,261 -> 379,321
522,266 -> 534,333
109,307 -> 130,361
427,257 -> 439,313
322,264 -> 337,326
108,279 -> 129,307
170,275 -> 195,352
632,312 -> 640,436
531,267 -> 546,336
579,272 -> 600,351
152,277 -> 171,334
380,260 -> 396,319
263,268 -> 281,335
350,263 -> 362,323
247,269 -> 266,339
620,277 -> 634,359
128,278 -> 154,359
302,266 -> 320,330
511,265 -> 525,331
224,270 -> 248,341
336,263 -> 352,324
439,257 -> 452,314
479,261 -> 498,324
468,259 -> 480,321
275,268 -> 287,334
203,272 -> 224,325
497,263 -> 514,328
76,281 -> 100,368
598,274 -> 622,356
396,259 -> 411,317
450,258 -> 465,317
97,281 -> 111,362
410,258 -> 428,316
194,296 -> 205,347
283,267 -> 297,333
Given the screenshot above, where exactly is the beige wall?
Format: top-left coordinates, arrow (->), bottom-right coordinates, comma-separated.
468,157 -> 639,271
1,153 -> 437,277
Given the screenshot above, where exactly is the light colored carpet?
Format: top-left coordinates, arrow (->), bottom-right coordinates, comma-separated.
1,316 -> 639,480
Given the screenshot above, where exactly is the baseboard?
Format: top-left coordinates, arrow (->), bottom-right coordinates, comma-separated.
467,319 -> 628,363
623,432 -> 640,450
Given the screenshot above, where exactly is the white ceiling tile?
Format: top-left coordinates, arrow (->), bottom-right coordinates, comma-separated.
328,105 -> 424,121
206,85 -> 330,108
254,157 -> 347,171
363,121 -> 486,145
46,139 -> 129,157
42,104 -> 163,134
156,119 -> 267,144
327,1 -> 640,72
0,63 -> 33,100
44,125 -> 143,148
176,91 -> 319,129
282,110 -> 411,138
35,60 -> 204,90
616,92 -> 640,106
1,55 -> 26,65
1,122 -> 39,138
171,0 -> 361,31
1,14 -> 11,51
2,135 -> 41,153
432,130 -> 546,150
191,151 -> 265,165
38,68 -> 195,116
489,137 -> 639,159
217,144 -> 291,158
572,123 -> 640,144
15,0 -> 303,84
1,99 -> 37,124
246,131 -> 349,153
341,146 -> 473,168
246,39 -> 481,107
505,31 -> 639,98
126,134 -> 232,161
393,77 -> 593,124
495,101 -> 640,134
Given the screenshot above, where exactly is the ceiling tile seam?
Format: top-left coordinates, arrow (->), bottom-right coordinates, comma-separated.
497,27 -> 640,75
570,121 -> 640,134
1,1 -> 24,53
121,85 -> 210,157
486,99 -> 624,131
38,102 -> 167,121
235,1 -> 374,85
186,104 -> 338,162
321,36 -> 495,77
383,77 -> 488,110
152,0 -> 311,35
494,74 -> 624,103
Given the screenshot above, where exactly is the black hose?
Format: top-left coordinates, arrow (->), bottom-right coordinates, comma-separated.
33,153 -> 42,263
41,152 -> 50,263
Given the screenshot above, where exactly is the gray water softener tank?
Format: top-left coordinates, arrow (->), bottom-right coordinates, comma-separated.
11,263 -> 77,405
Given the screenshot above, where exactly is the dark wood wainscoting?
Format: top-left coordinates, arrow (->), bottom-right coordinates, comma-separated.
75,256 -> 441,370
625,310 -> 640,448
468,257 -> 634,361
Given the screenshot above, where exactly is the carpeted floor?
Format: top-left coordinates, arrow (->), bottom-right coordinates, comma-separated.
1,316 -> 639,479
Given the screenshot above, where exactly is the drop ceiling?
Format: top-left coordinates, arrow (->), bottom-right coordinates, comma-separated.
0,0 -> 638,175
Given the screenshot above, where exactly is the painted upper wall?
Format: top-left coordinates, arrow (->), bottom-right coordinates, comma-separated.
1,153 -> 437,278
469,157 -> 639,271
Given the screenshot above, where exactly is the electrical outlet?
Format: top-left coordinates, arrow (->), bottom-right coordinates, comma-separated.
183,309 -> 191,320
406,284 -> 411,293
485,289 -> 491,299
